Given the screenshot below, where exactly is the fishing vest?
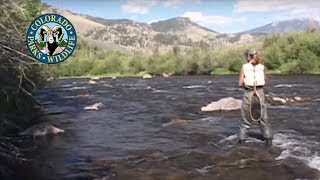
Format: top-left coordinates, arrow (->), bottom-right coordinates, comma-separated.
243,63 -> 265,86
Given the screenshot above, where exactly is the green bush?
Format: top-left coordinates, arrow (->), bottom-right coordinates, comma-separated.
228,59 -> 243,72
263,44 -> 284,70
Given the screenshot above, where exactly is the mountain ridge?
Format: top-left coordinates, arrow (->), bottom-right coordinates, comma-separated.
42,5 -> 320,52
239,18 -> 320,35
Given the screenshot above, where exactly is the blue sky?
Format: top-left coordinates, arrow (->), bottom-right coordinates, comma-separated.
43,0 -> 320,33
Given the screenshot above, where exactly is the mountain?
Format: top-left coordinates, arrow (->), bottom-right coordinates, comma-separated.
43,7 -> 221,53
239,18 -> 320,35
150,17 -> 218,33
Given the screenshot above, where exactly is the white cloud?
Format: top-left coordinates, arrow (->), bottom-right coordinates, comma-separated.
182,11 -> 247,26
234,0 -> 320,22
163,0 -> 201,8
121,0 -> 159,15
234,0 -> 320,13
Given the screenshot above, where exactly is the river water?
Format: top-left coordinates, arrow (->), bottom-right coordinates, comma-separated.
22,75 -> 320,180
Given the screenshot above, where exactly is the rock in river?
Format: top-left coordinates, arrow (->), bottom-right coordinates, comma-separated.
84,102 -> 104,111
89,80 -> 97,84
201,97 -> 242,112
267,96 -> 312,105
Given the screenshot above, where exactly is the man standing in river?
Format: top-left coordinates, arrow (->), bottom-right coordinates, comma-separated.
238,50 -> 273,145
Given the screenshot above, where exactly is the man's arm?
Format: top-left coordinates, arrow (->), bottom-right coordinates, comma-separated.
239,67 -> 244,87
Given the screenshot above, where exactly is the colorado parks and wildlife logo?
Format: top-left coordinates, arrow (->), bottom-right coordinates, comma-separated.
26,14 -> 77,64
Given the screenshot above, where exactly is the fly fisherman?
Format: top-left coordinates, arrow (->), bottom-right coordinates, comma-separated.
238,50 -> 273,145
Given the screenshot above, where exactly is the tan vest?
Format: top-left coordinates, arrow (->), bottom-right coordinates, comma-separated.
243,63 -> 265,86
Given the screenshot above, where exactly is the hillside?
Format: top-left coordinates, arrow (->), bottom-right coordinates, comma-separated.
43,7 -> 222,53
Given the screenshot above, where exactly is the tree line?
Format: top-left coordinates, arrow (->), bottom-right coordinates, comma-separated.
51,31 -> 320,77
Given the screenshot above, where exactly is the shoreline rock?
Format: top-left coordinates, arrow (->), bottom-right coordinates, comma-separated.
19,123 -> 64,137
142,74 -> 152,79
90,76 -> 100,80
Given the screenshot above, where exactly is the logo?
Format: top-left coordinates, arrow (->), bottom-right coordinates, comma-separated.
26,14 -> 77,64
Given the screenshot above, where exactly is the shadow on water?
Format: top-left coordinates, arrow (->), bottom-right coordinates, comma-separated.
19,75 -> 320,179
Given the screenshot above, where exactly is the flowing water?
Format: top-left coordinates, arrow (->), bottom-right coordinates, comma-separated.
22,75 -> 320,180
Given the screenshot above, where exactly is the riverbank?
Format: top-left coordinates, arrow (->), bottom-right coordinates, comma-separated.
56,71 -> 320,80
0,1 -> 50,179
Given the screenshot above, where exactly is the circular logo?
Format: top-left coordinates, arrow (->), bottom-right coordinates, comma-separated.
26,14 -> 77,64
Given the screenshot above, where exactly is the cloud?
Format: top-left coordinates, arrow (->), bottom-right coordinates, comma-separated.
121,0 -> 202,14
163,0 -> 201,8
234,0 -> 320,13
234,0 -> 320,23
182,11 -> 247,26
121,0 -> 159,15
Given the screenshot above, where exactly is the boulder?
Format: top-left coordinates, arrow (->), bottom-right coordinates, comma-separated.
142,74 -> 152,79
201,97 -> 242,112
20,124 -> 64,137
111,76 -> 117,79
84,102 -> 104,111
162,73 -> 170,78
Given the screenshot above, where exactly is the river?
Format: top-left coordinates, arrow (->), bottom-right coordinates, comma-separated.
20,75 -> 320,180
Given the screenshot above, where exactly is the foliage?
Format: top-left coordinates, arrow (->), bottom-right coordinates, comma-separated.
52,30 -> 320,77
262,32 -> 320,74
0,0 -> 49,121
0,0 -> 48,178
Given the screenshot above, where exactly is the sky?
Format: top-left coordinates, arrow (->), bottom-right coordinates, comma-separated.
42,0 -> 320,33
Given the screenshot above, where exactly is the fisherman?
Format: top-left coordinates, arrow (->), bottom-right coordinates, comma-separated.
238,50 -> 273,145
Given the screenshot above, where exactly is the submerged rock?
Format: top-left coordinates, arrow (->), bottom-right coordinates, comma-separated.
84,102 -> 104,111
19,124 -> 64,137
170,118 -> 190,125
201,97 -> 242,112
162,118 -> 190,127
268,96 -> 312,105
